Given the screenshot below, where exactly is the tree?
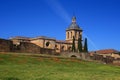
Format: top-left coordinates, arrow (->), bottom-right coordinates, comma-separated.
83,38 -> 88,52
72,36 -> 76,52
78,35 -> 82,52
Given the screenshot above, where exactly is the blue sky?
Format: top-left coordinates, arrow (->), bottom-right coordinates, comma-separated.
0,0 -> 120,51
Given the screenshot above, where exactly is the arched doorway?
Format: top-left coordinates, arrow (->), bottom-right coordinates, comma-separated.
68,47 -> 72,52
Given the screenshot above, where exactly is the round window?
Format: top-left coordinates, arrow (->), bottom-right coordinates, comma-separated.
46,42 -> 50,47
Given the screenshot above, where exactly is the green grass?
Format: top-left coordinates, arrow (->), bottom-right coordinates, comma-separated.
0,53 -> 120,80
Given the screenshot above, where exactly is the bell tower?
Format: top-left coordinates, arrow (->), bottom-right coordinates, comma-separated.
66,16 -> 83,43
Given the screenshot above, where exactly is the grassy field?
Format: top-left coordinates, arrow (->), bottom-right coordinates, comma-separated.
0,53 -> 120,80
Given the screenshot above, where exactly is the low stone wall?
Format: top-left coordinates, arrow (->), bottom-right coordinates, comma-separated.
40,48 -> 55,54
12,42 -> 55,54
0,38 -> 13,52
60,52 -> 90,60
80,53 -> 91,60
0,38 -> 56,54
19,42 -> 41,53
91,54 -> 115,64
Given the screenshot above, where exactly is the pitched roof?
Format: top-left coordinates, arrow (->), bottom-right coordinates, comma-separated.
96,49 -> 119,54
31,36 -> 56,41
10,36 -> 30,40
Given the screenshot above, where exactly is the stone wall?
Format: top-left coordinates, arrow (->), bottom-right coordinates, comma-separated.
19,42 -> 41,53
60,52 -> 81,58
0,38 -> 13,52
91,54 -> 115,64
0,38 -> 56,54
113,58 -> 120,65
40,48 -> 55,54
13,42 -> 55,54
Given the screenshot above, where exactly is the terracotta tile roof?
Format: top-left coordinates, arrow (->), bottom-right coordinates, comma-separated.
96,49 -> 119,54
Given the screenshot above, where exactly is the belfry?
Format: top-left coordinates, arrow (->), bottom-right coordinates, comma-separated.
66,16 -> 83,48
66,16 -> 82,41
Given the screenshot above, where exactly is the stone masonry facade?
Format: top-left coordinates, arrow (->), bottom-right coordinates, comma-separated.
9,16 -> 83,54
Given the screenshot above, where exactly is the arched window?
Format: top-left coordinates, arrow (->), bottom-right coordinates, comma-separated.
68,32 -> 69,39
79,32 -> 80,35
75,31 -> 77,38
71,32 -> 72,38
55,45 -> 58,50
55,45 -> 57,48
61,46 -> 64,50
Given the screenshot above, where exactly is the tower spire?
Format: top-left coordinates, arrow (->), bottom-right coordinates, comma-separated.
72,16 -> 76,23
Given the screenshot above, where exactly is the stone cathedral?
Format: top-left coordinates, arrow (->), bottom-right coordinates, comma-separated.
11,16 -> 83,53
